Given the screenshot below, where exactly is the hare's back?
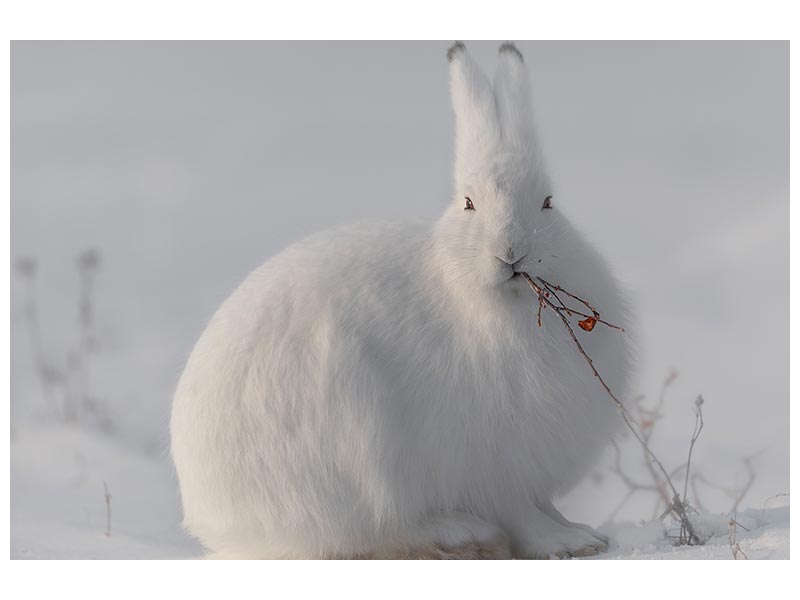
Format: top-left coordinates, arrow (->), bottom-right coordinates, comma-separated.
178,220 -> 433,394
243,219 -> 431,326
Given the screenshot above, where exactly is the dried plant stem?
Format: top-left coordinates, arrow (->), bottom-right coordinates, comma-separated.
16,260 -> 58,413
103,480 -> 112,537
679,398 -> 704,542
728,513 -> 748,560
730,456 -> 755,513
67,249 -> 101,420
760,492 -> 789,527
608,387 -> 677,521
609,439 -> 656,493
538,278 -> 625,331
637,375 -> 678,514
606,439 -> 657,520
520,272 -> 701,545
692,454 -> 757,515
682,398 -> 704,506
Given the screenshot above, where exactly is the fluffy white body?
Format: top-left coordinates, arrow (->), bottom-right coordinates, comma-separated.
171,42 -> 634,559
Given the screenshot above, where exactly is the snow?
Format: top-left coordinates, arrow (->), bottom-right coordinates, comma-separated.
598,506 -> 789,560
10,422 -> 788,560
10,424 -> 199,559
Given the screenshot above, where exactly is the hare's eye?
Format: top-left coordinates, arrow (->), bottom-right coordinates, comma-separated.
464,197 -> 475,211
542,195 -> 553,211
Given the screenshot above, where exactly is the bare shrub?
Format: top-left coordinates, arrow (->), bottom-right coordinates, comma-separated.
14,249 -> 110,428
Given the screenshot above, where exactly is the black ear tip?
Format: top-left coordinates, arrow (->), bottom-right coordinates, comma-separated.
447,41 -> 466,63
499,41 -> 523,62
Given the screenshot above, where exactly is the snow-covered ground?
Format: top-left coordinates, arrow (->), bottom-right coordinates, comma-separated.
10,424 -> 198,559
10,422 -> 789,560
599,506 -> 789,560
10,41 -> 789,559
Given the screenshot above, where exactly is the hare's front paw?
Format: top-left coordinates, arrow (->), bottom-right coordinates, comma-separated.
365,512 -> 512,559
569,523 -> 610,547
508,509 -> 608,559
515,525 -> 607,559
538,498 -> 610,546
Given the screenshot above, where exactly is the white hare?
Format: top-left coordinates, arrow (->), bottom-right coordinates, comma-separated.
171,42 -> 633,559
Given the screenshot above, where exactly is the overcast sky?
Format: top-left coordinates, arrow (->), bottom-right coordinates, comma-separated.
11,41 -> 788,521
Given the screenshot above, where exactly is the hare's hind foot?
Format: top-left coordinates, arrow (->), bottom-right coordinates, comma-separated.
389,539 -> 511,560
354,512 -> 511,560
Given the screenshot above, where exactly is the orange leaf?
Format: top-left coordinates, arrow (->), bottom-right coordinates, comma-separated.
578,317 -> 597,332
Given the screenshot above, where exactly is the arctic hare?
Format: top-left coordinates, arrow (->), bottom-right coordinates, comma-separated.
171,42 -> 633,559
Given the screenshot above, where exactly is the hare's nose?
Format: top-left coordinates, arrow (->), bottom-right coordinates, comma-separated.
497,248 -> 528,266
497,249 -> 515,265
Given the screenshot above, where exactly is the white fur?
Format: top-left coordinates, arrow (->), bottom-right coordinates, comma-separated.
171,43 -> 634,559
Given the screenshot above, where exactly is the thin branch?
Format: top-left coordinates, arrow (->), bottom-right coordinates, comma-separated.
631,376 -> 680,516
538,278 -> 625,331
638,370 -> 677,443
730,455 -> 756,513
520,272 -> 701,545
103,480 -> 112,537
607,488 -> 636,522
692,454 -> 758,514
682,396 -> 705,506
604,439 -> 659,523
728,513 -> 748,560
691,473 -> 707,512
609,438 -> 657,492
679,398 -> 704,544
15,257 -> 63,414
760,492 -> 789,527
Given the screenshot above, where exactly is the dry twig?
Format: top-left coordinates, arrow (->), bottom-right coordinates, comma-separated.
103,480 -> 112,537
760,492 -> 789,527
636,374 -> 680,516
14,257 -> 64,414
728,514 -> 748,560
71,249 -> 101,418
520,272 -> 701,545
606,439 -> 659,521
608,375 -> 682,521
679,396 -> 704,542
692,454 -> 758,514
14,250 -> 109,427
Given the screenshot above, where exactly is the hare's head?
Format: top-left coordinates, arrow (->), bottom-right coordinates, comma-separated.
436,42 -> 566,295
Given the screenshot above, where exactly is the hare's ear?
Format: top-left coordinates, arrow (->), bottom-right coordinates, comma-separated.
493,42 -> 535,146
447,42 -> 499,171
